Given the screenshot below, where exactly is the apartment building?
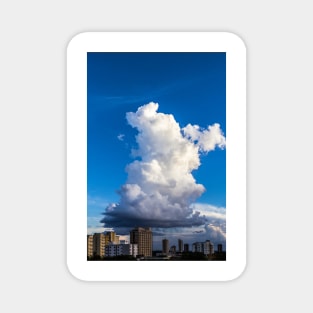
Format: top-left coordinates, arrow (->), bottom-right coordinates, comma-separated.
192,240 -> 214,256
105,243 -> 138,257
130,227 -> 152,257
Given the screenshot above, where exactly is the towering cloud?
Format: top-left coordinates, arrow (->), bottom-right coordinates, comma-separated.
101,102 -> 225,231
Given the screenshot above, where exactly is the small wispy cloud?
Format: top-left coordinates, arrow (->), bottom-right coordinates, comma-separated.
117,134 -> 125,141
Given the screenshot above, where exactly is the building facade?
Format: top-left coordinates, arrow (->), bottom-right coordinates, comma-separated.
192,242 -> 203,253
162,239 -> 169,255
87,235 -> 93,258
192,240 -> 214,256
178,239 -> 183,252
170,245 -> 176,255
203,240 -> 214,255
87,231 -> 120,258
130,227 -> 153,257
93,233 -> 106,257
104,231 -> 119,244
105,243 -> 138,257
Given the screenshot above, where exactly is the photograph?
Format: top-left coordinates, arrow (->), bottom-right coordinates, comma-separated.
67,32 -> 245,280
87,52 -> 227,261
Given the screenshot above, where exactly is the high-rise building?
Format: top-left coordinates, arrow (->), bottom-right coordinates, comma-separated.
192,240 -> 214,256
162,239 -> 169,255
192,242 -> 203,253
184,243 -> 189,252
104,231 -> 119,244
87,231 -> 122,258
203,240 -> 214,256
217,244 -> 223,253
178,239 -> 183,252
170,245 -> 176,255
130,227 -> 153,257
93,233 -> 106,257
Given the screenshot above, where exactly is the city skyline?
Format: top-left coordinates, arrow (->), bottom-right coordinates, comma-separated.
87,228 -> 225,261
87,52 -> 226,250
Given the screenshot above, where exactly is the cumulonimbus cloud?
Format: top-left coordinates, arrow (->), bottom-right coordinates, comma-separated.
101,102 -> 225,230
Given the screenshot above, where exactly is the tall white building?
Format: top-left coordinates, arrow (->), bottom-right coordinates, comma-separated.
203,240 -> 214,255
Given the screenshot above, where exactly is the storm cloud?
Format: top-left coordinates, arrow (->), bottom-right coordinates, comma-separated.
101,102 -> 225,231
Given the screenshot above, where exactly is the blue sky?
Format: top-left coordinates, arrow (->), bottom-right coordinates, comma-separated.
87,52 -> 226,250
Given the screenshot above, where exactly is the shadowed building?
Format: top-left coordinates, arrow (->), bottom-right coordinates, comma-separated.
192,240 -> 214,256
170,245 -> 176,255
130,227 -> 153,257
192,242 -> 202,253
184,243 -> 189,252
178,239 -> 183,252
162,239 -> 169,255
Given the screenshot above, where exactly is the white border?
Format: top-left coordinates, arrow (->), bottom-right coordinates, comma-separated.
67,32 -> 246,281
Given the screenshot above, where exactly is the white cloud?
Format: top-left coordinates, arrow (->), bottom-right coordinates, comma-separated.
182,123 -> 226,152
102,102 -> 226,230
191,203 -> 226,221
87,226 -> 105,235
118,235 -> 130,242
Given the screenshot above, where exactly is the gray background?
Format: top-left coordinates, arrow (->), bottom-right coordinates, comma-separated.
0,1 -> 312,311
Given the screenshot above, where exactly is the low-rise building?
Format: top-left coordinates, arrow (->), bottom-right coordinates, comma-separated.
105,243 -> 138,257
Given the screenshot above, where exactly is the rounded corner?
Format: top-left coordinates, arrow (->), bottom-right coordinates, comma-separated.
66,260 -> 88,282
66,32 -> 89,53
224,31 -> 247,51
226,259 -> 247,282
